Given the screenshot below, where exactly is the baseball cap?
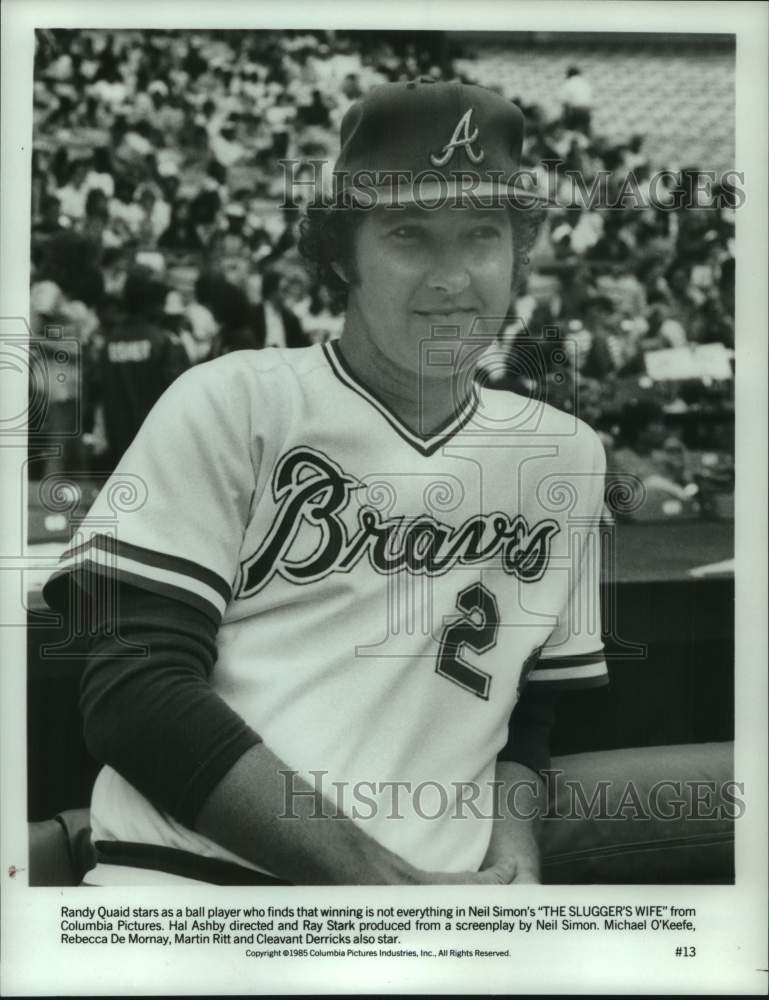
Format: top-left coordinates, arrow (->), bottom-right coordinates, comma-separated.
332,79 -> 547,209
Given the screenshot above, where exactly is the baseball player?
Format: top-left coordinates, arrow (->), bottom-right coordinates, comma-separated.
43,81 -> 608,885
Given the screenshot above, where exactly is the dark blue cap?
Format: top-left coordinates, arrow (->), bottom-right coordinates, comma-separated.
333,80 -> 544,208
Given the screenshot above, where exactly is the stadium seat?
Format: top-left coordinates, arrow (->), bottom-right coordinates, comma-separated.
542,741 -> 734,883
456,44 -> 733,173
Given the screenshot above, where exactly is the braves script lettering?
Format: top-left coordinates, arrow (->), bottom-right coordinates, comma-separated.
238,448 -> 559,598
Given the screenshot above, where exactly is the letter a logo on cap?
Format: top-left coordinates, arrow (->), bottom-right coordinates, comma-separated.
430,108 -> 485,167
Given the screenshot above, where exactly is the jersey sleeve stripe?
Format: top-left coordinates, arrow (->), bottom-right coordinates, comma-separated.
46,544 -> 228,625
57,534 -> 231,602
528,659 -> 608,684
536,651 -> 607,670
526,671 -> 609,691
93,841 -> 287,885
98,559 -> 225,623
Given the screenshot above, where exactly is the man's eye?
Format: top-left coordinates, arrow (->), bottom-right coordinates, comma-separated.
390,226 -> 423,241
469,226 -> 502,240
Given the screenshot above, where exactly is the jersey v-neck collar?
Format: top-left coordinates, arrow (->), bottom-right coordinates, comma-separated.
322,340 -> 479,457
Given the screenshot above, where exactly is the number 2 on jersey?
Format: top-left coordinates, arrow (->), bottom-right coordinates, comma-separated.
436,581 -> 499,699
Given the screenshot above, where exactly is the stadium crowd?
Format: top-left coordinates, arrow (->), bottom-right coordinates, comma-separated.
29,29 -> 735,519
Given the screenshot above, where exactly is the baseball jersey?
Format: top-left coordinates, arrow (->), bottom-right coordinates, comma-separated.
45,343 -> 608,877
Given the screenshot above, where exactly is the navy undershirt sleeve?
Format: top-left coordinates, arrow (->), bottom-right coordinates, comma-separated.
497,684 -> 558,775
54,571 -> 261,827
51,569 -> 554,822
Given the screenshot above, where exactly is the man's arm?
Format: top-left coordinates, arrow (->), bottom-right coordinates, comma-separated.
195,743 -> 424,885
480,760 -> 544,884
194,743 -> 515,886
482,683 -> 559,883
77,578 -> 514,886
485,425 -> 610,883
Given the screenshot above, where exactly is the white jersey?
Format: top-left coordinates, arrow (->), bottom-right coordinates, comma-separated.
46,343 -> 607,876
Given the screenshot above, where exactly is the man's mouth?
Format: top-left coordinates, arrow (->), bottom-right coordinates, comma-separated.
413,307 -> 477,319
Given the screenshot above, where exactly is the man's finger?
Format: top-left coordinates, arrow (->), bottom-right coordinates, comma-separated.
511,867 -> 541,884
482,856 -> 517,884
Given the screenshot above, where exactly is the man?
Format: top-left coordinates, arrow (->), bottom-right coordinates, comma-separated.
560,66 -> 593,137
91,265 -> 190,469
43,81 -> 608,885
250,269 -> 309,349
31,193 -> 65,244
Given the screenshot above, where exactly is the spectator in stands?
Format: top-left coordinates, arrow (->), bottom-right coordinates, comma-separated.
80,187 -> 111,245
162,290 -> 207,365
85,146 -> 116,199
93,266 -> 190,469
607,398 -> 669,482
49,147 -> 72,189
197,271 -> 258,356
587,212 -> 634,264
293,282 -> 345,344
32,194 -> 65,241
35,230 -> 104,317
56,157 -> 91,222
580,295 -> 634,379
265,92 -> 297,159
133,182 -> 171,246
186,293 -> 220,360
298,88 -> 331,128
665,263 -> 705,343
624,134 -> 649,176
251,269 -> 309,349
157,197 -> 195,251
28,27 -> 735,489
560,66 -> 593,136
212,203 -> 253,259
31,232 -> 105,476
208,113 -> 248,178
606,400 -> 701,516
99,246 -> 131,303
187,184 -> 222,251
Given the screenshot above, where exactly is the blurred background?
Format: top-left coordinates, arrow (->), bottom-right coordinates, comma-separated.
27,29 -> 736,818
29,28 -> 735,505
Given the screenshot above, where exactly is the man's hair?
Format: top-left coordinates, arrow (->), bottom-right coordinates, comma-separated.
123,266 -> 168,317
298,204 -> 544,311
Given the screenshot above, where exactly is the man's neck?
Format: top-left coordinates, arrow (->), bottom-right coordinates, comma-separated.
338,323 -> 471,438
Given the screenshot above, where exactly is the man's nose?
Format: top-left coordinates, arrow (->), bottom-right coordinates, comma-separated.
426,244 -> 472,295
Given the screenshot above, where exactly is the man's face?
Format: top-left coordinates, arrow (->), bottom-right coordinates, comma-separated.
345,203 -> 514,379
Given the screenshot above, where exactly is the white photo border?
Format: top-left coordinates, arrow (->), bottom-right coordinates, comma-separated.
1,1 -> 766,995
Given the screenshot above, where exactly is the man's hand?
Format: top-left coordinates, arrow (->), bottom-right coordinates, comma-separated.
413,852 -> 541,885
509,863 -> 541,884
478,760 -> 545,885
195,747 -> 545,886
414,856 -> 518,885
